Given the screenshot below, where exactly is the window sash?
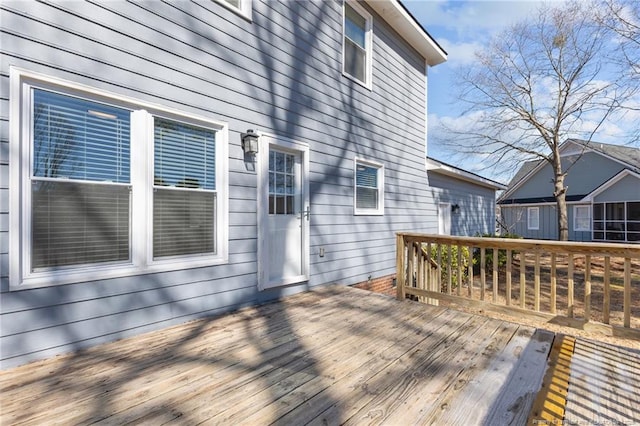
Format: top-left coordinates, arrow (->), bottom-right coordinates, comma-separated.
343,2 -> 371,86
13,71 -> 228,288
527,207 -> 539,230
573,206 -> 591,231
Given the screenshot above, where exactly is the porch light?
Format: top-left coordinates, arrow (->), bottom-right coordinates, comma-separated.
241,129 -> 259,155
452,204 -> 460,214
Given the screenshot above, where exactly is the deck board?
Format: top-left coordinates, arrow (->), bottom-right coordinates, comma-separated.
0,285 -> 637,425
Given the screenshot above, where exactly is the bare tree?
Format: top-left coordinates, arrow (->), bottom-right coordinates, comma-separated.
598,0 -> 640,86
442,1 -> 636,240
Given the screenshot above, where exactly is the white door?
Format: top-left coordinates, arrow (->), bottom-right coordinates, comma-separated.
438,203 -> 451,235
258,135 -> 309,289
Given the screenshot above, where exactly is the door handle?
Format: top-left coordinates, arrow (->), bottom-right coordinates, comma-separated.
299,206 -> 310,221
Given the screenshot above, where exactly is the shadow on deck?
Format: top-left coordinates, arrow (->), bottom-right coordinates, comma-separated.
1,285 -> 638,425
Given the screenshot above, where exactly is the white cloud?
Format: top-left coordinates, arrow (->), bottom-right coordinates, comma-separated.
437,39 -> 483,66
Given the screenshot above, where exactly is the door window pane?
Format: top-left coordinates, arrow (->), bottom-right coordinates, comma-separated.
269,150 -> 296,215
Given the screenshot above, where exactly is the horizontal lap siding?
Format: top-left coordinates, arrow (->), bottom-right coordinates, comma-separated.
428,173 -> 496,236
0,0 -> 435,368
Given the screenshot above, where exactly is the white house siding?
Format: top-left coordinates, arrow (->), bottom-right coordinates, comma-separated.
0,1 -> 438,368
427,172 -> 497,236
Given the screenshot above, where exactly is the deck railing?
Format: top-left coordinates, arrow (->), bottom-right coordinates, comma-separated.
396,233 -> 640,338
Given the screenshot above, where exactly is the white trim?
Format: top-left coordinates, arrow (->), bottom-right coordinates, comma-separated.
9,68 -> 229,290
527,207 -> 540,230
426,157 -> 507,190
342,0 -> 373,90
353,157 -> 384,215
438,202 -> 451,235
363,0 -> 446,66
573,205 -> 591,231
257,133 -> 310,290
582,169 -> 640,202
213,0 -> 252,21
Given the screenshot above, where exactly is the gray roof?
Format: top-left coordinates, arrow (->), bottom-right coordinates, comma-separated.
506,139 -> 640,189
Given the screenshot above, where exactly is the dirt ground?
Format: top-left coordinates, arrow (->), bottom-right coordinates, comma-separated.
438,253 -> 640,350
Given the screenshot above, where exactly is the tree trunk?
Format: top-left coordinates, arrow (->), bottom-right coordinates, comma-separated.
554,174 -> 569,241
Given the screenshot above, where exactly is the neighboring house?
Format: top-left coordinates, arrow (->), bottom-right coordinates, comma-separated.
426,157 -> 507,236
498,139 -> 640,242
0,0 -> 447,368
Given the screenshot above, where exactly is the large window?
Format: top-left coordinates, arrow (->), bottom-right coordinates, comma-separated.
343,1 -> 372,88
593,201 -> 640,242
527,207 -> 539,230
354,158 -> 384,215
11,70 -> 228,288
573,205 -> 591,232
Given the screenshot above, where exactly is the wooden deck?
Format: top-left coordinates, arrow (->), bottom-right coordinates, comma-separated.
1,285 -> 638,425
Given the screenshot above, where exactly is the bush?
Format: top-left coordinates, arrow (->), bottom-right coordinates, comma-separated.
472,233 -> 521,271
429,244 -> 472,292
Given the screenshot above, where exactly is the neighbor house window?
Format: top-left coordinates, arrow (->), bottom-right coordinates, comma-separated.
354,158 -> 383,215
573,205 -> 591,232
10,70 -> 228,288
215,0 -> 252,19
527,207 -> 539,230
593,201 -> 640,242
343,1 -> 372,88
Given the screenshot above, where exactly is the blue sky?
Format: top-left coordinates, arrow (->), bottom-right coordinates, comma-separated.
403,0 -> 639,182
404,0 -> 554,181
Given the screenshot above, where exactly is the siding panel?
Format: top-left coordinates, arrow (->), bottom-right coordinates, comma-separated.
0,0 -> 437,368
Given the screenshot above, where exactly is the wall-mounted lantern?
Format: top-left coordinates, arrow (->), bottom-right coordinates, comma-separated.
241,129 -> 259,155
451,204 -> 460,214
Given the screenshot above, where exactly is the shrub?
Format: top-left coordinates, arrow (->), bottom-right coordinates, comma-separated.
473,233 -> 521,271
428,244 -> 471,292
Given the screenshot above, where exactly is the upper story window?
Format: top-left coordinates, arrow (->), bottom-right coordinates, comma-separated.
10,69 -> 229,289
354,158 -> 384,215
216,0 -> 252,20
527,207 -> 539,230
343,1 -> 372,89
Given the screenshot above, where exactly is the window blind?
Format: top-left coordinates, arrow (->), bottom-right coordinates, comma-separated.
31,90 -> 131,270
356,164 -> 378,209
153,118 -> 217,258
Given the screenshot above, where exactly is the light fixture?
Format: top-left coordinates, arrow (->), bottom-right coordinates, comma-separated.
451,204 -> 460,214
241,129 -> 259,155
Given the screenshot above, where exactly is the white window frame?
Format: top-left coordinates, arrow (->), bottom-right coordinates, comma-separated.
354,157 -> 384,216
527,206 -> 539,230
342,0 -> 373,90
9,68 -> 229,289
573,205 -> 591,232
214,0 -> 252,20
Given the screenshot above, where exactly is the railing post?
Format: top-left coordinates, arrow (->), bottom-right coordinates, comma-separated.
457,244 -> 462,297
493,248 -> 498,303
567,253 -> 574,318
396,233 -> 405,301
550,253 -> 557,315
624,258 -> 631,328
534,251 -> 540,312
584,255 -> 591,322
519,252 -> 526,309
468,246 -> 473,298
480,248 -> 486,301
506,249 -> 512,306
603,256 -> 611,324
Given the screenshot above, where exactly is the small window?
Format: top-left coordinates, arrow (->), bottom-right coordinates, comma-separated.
215,0 -> 252,19
527,207 -> 539,230
573,205 -> 591,231
343,1 -> 372,88
354,158 -> 383,215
